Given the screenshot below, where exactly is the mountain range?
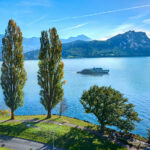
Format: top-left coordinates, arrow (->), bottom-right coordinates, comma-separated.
61,30 -> 150,58
0,34 -> 91,53
1,30 -> 150,60
24,30 -> 150,59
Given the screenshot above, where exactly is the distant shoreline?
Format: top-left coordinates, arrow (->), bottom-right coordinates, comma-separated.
0,55 -> 150,62
23,55 -> 150,60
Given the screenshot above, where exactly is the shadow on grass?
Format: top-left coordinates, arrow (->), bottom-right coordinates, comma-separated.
30,118 -> 48,123
0,122 -> 31,138
0,119 -> 12,123
53,127 -> 125,150
0,120 -> 126,150
27,116 -> 60,123
48,116 -> 61,122
0,122 -> 49,145
0,124 -> 58,150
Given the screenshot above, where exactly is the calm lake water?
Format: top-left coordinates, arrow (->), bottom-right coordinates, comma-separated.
0,57 -> 150,137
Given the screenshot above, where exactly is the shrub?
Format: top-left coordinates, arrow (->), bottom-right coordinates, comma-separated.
0,109 -> 10,116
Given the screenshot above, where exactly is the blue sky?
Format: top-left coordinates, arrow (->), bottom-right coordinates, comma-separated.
0,0 -> 150,39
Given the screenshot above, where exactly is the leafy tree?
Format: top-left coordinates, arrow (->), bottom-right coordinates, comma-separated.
80,85 -> 140,134
38,28 -> 64,118
59,98 -> 68,117
116,103 -> 141,134
1,19 -> 27,120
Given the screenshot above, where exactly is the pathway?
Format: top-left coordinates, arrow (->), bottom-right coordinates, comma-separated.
0,135 -> 63,150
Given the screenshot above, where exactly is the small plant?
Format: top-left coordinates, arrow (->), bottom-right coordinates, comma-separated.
59,98 -> 68,117
0,109 -> 10,116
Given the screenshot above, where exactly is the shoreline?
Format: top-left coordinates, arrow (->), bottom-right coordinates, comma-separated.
0,55 -> 150,62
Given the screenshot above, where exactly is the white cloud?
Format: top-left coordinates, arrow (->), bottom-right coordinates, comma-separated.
17,0 -> 51,7
112,24 -> 135,33
61,23 -> 88,31
143,19 -> 150,24
129,14 -> 146,20
98,24 -> 134,40
97,23 -> 150,40
27,16 -> 46,26
50,4 -> 150,23
69,23 -> 88,30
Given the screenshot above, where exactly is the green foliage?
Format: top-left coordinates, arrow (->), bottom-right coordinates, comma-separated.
1,19 -> 27,119
80,85 -> 140,134
116,104 -> 141,134
38,28 -> 64,118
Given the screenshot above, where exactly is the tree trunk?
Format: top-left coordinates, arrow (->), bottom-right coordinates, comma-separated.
101,123 -> 105,134
47,107 -> 51,118
59,113 -> 62,117
11,109 -> 14,120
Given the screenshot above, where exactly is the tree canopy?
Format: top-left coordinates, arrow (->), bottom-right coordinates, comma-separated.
38,28 -> 64,118
1,19 -> 27,119
80,85 -> 141,134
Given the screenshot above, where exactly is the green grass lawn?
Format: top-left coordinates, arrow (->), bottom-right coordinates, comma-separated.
0,115 -> 97,130
0,148 -> 13,150
0,115 -> 127,150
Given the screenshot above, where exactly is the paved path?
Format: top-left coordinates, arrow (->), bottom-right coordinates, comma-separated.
0,135 -> 63,150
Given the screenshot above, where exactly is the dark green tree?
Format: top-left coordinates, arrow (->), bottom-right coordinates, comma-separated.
116,103 -> 141,134
1,19 -> 27,120
38,28 -> 64,118
80,85 -> 140,134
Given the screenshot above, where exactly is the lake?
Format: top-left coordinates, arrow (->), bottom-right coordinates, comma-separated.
0,57 -> 150,137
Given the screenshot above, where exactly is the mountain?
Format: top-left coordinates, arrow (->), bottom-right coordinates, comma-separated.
62,30 -> 150,58
61,35 -> 91,43
1,31 -> 150,60
23,37 -> 40,52
23,35 -> 91,52
0,35 -> 40,53
0,34 -> 91,53
23,31 -> 150,60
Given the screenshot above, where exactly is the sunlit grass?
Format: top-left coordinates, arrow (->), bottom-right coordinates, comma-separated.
0,148 -> 13,150
0,115 -> 97,129
0,115 -> 127,150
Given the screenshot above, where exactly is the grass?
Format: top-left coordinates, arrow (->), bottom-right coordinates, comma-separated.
0,115 -> 97,130
0,148 -> 13,150
0,115 -> 127,150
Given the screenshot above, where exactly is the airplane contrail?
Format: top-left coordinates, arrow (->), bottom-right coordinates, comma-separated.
50,4 -> 150,22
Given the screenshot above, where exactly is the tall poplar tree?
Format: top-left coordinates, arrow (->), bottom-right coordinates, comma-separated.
1,19 -> 27,120
38,28 -> 64,118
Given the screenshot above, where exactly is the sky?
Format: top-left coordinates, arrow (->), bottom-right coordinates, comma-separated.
0,0 -> 150,40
